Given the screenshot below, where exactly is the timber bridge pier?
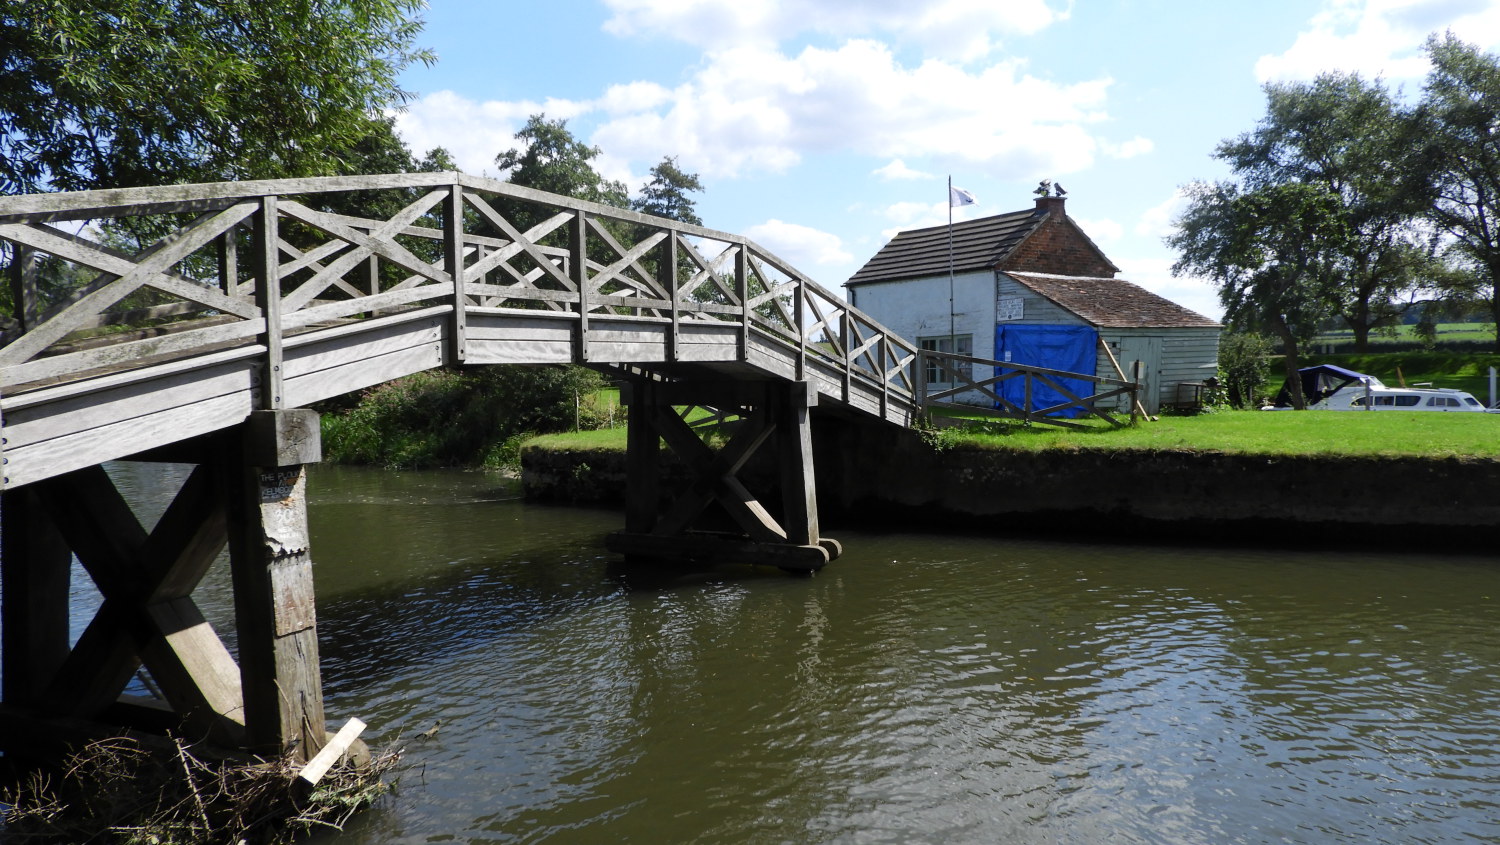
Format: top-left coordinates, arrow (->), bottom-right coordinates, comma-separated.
0,174 -> 1137,765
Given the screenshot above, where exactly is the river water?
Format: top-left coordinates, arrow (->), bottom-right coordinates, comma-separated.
103,463 -> 1500,844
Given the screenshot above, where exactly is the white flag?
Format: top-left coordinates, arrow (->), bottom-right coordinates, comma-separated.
949,186 -> 977,207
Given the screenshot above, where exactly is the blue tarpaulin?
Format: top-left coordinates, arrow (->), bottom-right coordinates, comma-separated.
994,324 -> 1098,418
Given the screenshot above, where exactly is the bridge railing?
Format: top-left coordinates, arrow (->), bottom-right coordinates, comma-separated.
0,173 -> 918,418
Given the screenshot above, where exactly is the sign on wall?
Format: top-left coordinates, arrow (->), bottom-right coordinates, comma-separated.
996,296 -> 1024,322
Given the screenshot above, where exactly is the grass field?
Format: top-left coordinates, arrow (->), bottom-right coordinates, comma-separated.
1315,322 -> 1496,345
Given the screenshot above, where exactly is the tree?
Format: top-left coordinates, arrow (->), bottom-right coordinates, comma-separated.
1418,33 -> 1500,352
0,0 -> 433,194
1169,181 -> 1350,409
496,115 -> 627,207
632,157 -> 704,225
1215,72 -> 1437,351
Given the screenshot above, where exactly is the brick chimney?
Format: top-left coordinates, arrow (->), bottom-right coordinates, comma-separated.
1034,195 -> 1066,217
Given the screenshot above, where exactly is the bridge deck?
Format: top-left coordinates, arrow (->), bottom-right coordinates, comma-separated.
0,173 -> 919,489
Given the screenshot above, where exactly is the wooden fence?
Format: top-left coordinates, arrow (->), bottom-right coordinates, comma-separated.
918,349 -> 1140,429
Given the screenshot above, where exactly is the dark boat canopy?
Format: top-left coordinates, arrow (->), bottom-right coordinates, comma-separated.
1272,364 -> 1372,408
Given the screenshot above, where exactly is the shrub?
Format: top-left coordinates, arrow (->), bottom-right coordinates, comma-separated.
320,364 -> 610,468
1218,332 -> 1275,409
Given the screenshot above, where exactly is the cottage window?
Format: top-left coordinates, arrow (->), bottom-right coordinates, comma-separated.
919,334 -> 972,386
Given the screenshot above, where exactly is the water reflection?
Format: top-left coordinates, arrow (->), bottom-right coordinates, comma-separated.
83,463 -> 1500,843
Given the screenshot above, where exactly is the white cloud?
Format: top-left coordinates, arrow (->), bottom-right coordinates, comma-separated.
1100,136 -> 1154,159
744,219 -> 853,267
1135,188 -> 1190,239
874,159 -> 933,180
592,40 -> 1116,179
881,200 -> 942,226
601,0 -> 1067,59
1255,0 -> 1500,83
598,81 -> 675,114
391,91 -> 591,176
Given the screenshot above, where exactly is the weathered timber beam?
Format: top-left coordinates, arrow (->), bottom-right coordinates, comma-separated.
1,487 -> 71,706
226,409 -> 326,761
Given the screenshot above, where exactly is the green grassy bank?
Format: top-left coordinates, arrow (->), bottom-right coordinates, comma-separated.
526,409 -> 1500,460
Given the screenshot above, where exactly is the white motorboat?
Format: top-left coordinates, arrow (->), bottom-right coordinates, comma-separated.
1267,364 -> 1497,412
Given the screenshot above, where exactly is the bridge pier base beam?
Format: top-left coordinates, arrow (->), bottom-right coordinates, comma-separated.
607,378 -> 837,571
1,488 -> 72,710
226,409 -> 327,762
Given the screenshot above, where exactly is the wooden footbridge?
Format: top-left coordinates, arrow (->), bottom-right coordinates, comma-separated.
0,173 -> 1137,765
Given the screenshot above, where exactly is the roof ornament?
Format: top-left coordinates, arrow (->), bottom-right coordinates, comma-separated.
1053,182 -> 1067,197
1034,179 -> 1052,197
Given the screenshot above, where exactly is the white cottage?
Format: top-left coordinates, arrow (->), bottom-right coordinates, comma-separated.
845,195 -> 1220,414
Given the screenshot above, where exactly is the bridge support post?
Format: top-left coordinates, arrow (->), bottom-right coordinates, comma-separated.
607,379 -> 838,571
0,410 -> 332,764
226,409 -> 327,761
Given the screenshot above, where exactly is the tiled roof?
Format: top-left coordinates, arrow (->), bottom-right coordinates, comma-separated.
845,208 -> 1042,286
1005,271 -> 1220,328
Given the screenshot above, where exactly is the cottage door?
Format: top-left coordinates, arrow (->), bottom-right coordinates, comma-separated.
1114,336 -> 1162,414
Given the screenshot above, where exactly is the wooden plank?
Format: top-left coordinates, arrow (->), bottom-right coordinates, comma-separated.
283,342 -> 442,409
3,356 -> 256,451
572,210 -> 589,363
280,283 -> 449,330
463,341 -> 575,366
141,463 -> 229,601
9,247 -> 36,330
718,475 -> 788,542
299,717 -> 367,787
253,196 -> 283,410
40,600 -> 142,717
585,341 -> 668,362
0,173 -> 456,223
0,317 -> 265,389
282,317 -> 442,381
4,391 -> 254,488
446,184 -> 468,363
142,596 -> 248,746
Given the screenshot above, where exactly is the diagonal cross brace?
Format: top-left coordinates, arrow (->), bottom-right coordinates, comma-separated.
31,464 -> 246,745
651,401 -> 788,542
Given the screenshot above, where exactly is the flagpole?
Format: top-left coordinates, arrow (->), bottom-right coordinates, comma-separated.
947,176 -> 956,367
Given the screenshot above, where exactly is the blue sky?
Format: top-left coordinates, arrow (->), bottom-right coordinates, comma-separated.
392,0 -> 1500,321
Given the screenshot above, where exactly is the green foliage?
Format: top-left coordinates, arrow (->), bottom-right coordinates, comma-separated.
0,0 -> 434,193
496,115 -> 628,207
320,365 -> 612,468
1214,70 -> 1435,355
632,157 -> 704,225
1217,332 -> 1276,408
1419,33 -> 1500,350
